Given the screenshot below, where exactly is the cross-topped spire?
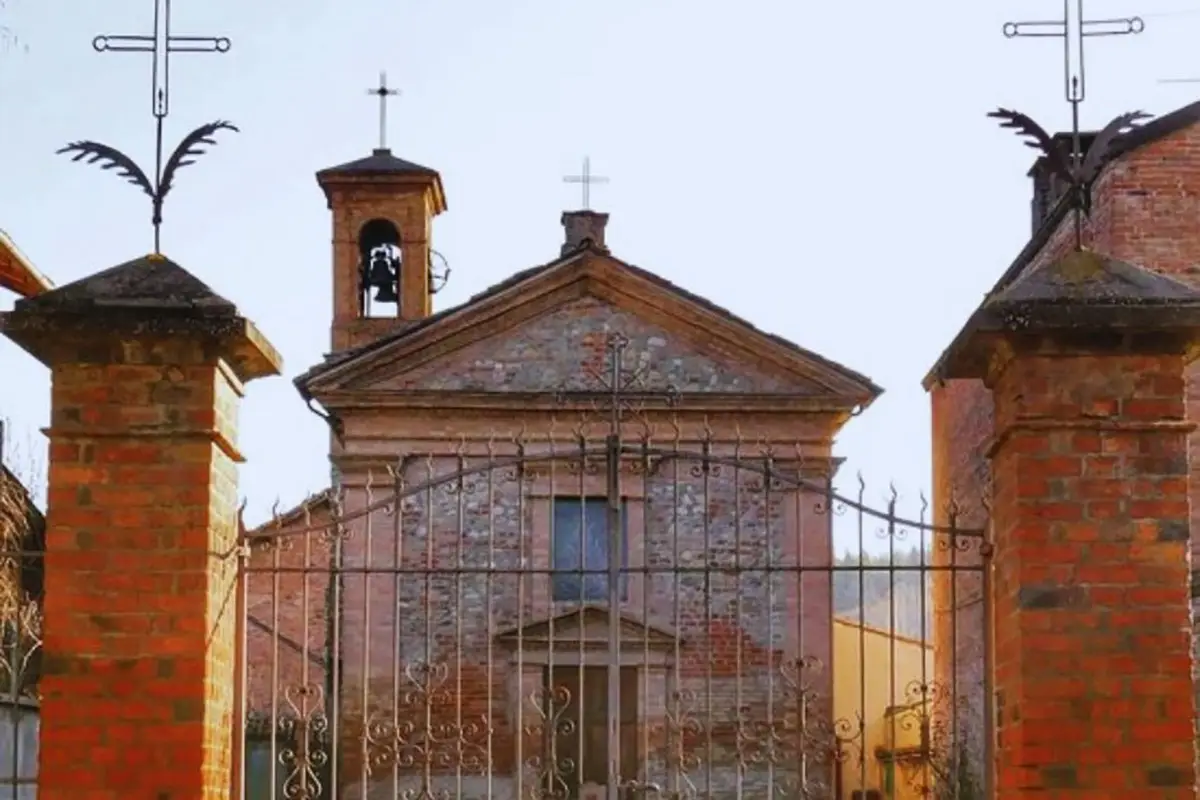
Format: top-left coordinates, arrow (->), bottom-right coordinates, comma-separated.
367,71 -> 401,151
993,0 -> 1148,250
563,156 -> 609,210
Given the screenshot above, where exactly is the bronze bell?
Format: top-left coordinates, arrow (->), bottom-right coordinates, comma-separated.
368,250 -> 398,303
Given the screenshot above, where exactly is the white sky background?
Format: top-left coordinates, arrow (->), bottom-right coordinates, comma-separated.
2,0 -> 1199,551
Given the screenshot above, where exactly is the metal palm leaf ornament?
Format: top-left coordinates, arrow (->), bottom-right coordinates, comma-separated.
57,121 -> 238,254
988,108 -> 1149,246
60,0 -> 236,255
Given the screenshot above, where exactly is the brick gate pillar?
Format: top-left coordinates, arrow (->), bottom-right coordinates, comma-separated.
940,250 -> 1200,798
0,255 -> 281,800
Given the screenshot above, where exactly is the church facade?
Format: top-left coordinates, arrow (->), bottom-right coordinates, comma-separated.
240,143 -> 939,800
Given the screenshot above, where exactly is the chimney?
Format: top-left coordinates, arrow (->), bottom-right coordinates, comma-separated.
561,210 -> 609,256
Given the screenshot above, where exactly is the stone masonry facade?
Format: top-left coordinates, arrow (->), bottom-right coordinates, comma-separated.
250,292 -> 851,799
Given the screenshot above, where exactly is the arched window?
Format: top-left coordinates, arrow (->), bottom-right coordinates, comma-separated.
357,218 -> 402,316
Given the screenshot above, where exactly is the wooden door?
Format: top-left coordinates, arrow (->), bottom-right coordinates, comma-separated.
546,666 -> 639,798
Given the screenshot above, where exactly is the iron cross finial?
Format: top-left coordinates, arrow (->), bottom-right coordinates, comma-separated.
1002,1 -> 1143,106
994,0 -> 1147,251
368,71 -> 401,151
563,156 -> 610,211
60,0 -> 237,254
92,0 -> 231,120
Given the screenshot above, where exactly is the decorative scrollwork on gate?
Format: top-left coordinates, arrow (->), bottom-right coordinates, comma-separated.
649,686 -> 704,799
273,683 -> 330,800
523,683 -> 577,800
364,660 -> 493,780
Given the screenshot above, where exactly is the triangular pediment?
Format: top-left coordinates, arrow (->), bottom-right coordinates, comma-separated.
298,249 -> 880,406
496,604 -> 681,649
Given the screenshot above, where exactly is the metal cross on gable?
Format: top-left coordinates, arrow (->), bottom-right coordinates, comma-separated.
563,156 -> 610,210
367,71 -> 401,150
93,0 -> 231,120
555,332 -> 679,436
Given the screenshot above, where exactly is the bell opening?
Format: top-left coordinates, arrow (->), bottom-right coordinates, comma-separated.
357,218 -> 402,317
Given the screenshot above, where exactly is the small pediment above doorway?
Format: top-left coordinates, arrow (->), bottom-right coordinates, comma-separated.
496,604 -> 681,655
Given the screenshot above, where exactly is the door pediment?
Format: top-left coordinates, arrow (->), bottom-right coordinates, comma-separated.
496,604 -> 681,652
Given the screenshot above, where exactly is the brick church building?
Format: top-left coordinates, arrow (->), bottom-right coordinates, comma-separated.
241,141 -> 887,799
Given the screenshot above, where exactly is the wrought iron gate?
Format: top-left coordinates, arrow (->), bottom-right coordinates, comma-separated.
236,337 -> 992,800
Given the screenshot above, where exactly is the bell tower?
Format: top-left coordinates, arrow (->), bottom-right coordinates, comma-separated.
317,148 -> 446,352
317,75 -> 447,352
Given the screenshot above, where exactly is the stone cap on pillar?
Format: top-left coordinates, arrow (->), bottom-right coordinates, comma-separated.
937,249 -> 1200,381
0,253 -> 282,382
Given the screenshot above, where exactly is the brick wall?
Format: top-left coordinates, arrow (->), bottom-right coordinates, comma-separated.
380,298 -> 824,394
988,345 -> 1196,795
39,360 -> 245,799
931,113 -> 1200,785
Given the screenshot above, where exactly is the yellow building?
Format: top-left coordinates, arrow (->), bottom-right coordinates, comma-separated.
832,617 -> 934,800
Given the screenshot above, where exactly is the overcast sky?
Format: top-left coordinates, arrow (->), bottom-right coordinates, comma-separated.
2,0 -> 1199,535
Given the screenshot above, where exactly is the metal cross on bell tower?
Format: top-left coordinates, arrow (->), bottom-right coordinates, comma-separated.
367,71 -> 401,151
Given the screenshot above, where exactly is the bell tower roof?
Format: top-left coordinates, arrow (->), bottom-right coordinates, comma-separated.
315,148 -> 447,212
317,147 -> 438,178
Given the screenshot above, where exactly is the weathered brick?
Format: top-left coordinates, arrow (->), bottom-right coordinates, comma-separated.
933,114 -> 1200,794
985,347 -> 1196,796
1,276 -> 280,799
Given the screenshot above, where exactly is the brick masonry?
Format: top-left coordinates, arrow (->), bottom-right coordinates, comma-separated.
931,117 -> 1200,784
0,256 -> 282,799
372,297 -> 824,394
988,346 -> 1196,796
38,358 -> 263,799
